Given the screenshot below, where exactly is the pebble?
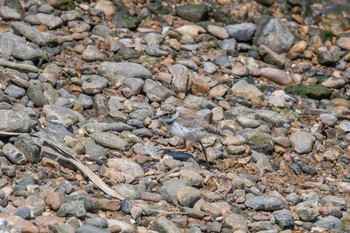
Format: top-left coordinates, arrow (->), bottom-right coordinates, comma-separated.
225,213 -> 248,232
199,201 -> 222,218
254,17 -> 294,53
231,80 -> 263,98
273,210 -> 294,230
290,131 -> 316,154
295,200 -> 319,222
168,64 -> 189,93
260,68 -> 293,86
151,216 -> 181,233
180,169 -> 203,187
143,79 -> 176,102
45,192 -> 65,211
90,132 -> 129,150
24,13 -> 63,29
245,196 -> 284,211
176,25 -> 206,37
159,179 -> 187,204
336,37 -> 350,50
207,25 -> 229,39
0,110 -> 32,132
57,200 -> 87,218
320,113 -> 337,126
225,23 -> 257,42
0,6 -> 21,20
75,224 -> 110,233
177,186 -> 201,207
107,158 -> 144,183
314,216 -> 342,231
219,38 -> 237,52
336,182 -> 350,193
2,143 -> 26,165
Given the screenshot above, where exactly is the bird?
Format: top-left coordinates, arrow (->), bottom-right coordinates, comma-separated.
152,103 -> 223,168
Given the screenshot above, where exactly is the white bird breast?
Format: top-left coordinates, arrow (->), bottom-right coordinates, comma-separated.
168,121 -> 207,141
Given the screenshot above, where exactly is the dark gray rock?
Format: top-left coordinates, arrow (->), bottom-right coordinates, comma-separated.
255,0 -> 275,6
13,206 -> 32,220
2,165 -> 16,177
82,45 -> 105,62
176,4 -> 207,23
298,160 -> 317,176
286,193 -> 302,205
90,132 -> 129,150
159,179 -> 187,204
57,200 -> 86,218
144,32 -> 164,45
112,183 -> 141,200
290,131 -> 316,154
27,84 -> 45,107
151,216 -> 181,233
0,35 -> 16,59
245,196 -> 284,211
255,109 -> 291,126
177,186 -> 201,207
85,217 -> 108,228
14,134 -> 40,163
24,13 -> 63,29
320,113 -> 337,126
254,16 -> 294,53
81,75 -> 108,95
143,44 -> 168,57
111,10 -> 140,30
12,22 -> 58,46
273,211 -> 294,230
0,6 -> 20,20
12,42 -> 42,61
121,199 -> 133,214
242,129 -> 275,154
3,143 -> 26,165
225,23 -> 256,42
64,195 -> 100,214
225,213 -> 248,231
143,79 -> 175,102
219,38 -> 237,52
43,104 -> 80,128
4,84 -> 26,99
48,223 -> 75,233
317,48 -> 339,66
314,216 -> 342,231
75,224 -> 110,233
107,158 -> 144,183
320,195 -> 346,208
251,151 -> 273,174
168,64 -> 189,94
123,78 -> 144,95
295,200 -> 319,222
91,25 -> 112,39
258,45 -> 285,68
77,94 -> 93,109
98,62 -> 151,83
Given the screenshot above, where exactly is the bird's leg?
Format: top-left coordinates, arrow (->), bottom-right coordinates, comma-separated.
199,141 -> 210,169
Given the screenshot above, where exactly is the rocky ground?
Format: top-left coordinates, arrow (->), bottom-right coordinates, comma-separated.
0,0 -> 349,232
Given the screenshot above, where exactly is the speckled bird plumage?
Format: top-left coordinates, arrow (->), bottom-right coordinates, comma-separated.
154,104 -> 221,141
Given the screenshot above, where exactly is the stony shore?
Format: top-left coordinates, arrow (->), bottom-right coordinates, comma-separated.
0,0 -> 350,232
